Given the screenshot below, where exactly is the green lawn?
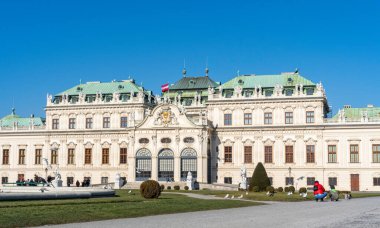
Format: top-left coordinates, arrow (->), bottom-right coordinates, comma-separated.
0,190 -> 261,228
174,190 -> 380,202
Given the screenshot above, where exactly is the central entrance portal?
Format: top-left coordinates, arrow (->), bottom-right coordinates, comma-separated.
158,149 -> 174,182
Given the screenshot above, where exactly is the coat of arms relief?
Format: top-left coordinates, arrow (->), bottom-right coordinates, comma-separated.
154,107 -> 178,127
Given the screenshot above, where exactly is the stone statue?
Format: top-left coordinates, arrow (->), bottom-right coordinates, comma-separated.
186,171 -> 194,190
240,166 -> 248,190
52,165 -> 63,187
114,173 -> 121,189
208,86 -> 215,95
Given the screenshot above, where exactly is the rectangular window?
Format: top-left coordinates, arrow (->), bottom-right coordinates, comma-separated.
306,111 -> 315,123
350,144 -> 359,163
244,113 -> 252,125
35,149 -> 42,165
101,177 -> 109,184
244,146 -> 252,163
103,117 -> 111,128
224,146 -> 232,163
264,146 -> 273,163
286,177 -> 294,185
328,145 -> 337,163
268,177 -> 273,185
2,149 -> 9,165
306,145 -> 315,163
102,148 -> 109,164
373,145 -> 380,163
86,118 -> 93,129
51,150 -> 58,165
84,148 -> 92,164
2,177 -> 8,184
224,114 -> 232,126
69,118 -> 76,129
285,146 -> 294,163
285,112 -> 293,124
120,148 -> 127,164
307,177 -> 315,185
68,149 -> 75,165
52,119 -> 59,129
67,177 -> 74,185
19,149 -> 25,165
374,177 -> 380,186
120,117 -> 128,128
264,112 -> 272,125
224,177 -> 232,184
329,177 -> 337,186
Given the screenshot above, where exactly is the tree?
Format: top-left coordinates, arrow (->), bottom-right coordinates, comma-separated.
250,162 -> 271,191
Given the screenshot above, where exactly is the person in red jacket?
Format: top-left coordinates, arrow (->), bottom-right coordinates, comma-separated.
313,181 -> 327,202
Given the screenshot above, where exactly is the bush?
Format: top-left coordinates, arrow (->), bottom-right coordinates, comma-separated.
299,187 -> 307,194
277,187 -> 283,192
266,186 -> 275,193
289,186 -> 295,193
284,187 -> 290,192
167,186 -> 172,190
252,186 -> 260,192
160,185 -> 165,191
140,180 -> 161,199
184,186 -> 189,190
250,162 -> 271,192
174,185 -> 180,191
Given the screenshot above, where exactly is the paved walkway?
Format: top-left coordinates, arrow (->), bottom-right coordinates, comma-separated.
42,196 -> 380,228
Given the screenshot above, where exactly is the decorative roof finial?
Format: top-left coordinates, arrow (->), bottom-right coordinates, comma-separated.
205,67 -> 209,76
182,68 -> 187,77
11,108 -> 16,115
294,68 -> 299,74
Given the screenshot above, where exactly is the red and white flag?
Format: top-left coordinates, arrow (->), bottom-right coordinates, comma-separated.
161,83 -> 169,92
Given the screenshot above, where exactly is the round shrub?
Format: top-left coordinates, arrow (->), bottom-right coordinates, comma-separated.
184,186 -> 189,190
252,186 -> 260,192
140,180 -> 161,199
266,186 -> 275,193
174,185 -> 180,191
160,184 -> 165,191
277,187 -> 284,192
284,187 -> 290,192
167,186 -> 172,190
289,186 -> 295,193
299,187 -> 307,194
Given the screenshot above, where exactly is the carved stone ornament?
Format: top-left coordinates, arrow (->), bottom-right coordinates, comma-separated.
154,107 -> 178,127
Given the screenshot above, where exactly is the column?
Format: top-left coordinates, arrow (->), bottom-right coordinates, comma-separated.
60,140 -> 67,166
76,140 -> 84,168
111,139 -> 119,167
174,155 -> 180,182
151,156 -> 158,181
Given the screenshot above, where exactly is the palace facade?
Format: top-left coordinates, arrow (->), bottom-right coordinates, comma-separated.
1,71 -> 380,191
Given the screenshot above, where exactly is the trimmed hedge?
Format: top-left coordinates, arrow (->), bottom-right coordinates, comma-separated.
284,187 -> 290,192
250,162 -> 271,192
184,186 -> 189,190
140,180 -> 161,199
174,185 -> 180,191
160,184 -> 165,191
252,186 -> 260,192
299,187 -> 307,194
167,186 -> 172,190
289,186 -> 295,193
266,186 -> 275,193
277,187 -> 284,192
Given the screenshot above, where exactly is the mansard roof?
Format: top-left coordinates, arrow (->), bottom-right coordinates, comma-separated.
221,72 -> 315,89
0,109 -> 44,127
333,106 -> 380,119
169,76 -> 219,90
57,79 -> 148,96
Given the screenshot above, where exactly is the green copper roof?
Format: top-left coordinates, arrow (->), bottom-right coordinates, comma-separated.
332,106 -> 380,119
0,109 -> 44,127
221,73 -> 315,89
169,76 -> 219,90
57,80 -> 145,96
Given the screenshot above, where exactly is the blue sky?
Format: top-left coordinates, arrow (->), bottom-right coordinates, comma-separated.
0,0 -> 379,117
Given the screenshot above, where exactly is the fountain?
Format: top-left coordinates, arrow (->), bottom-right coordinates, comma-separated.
0,158 -> 115,201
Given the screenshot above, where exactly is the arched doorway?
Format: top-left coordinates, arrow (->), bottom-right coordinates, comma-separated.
136,148 -> 152,181
181,148 -> 197,181
158,149 -> 174,182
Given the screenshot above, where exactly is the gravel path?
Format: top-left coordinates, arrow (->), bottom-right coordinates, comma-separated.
41,195 -> 380,228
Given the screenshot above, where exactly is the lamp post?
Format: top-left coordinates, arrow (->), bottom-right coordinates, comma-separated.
288,167 -> 292,185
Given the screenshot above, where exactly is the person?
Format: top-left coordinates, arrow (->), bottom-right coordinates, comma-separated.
329,185 -> 339,201
313,181 -> 327,202
76,180 -> 80,187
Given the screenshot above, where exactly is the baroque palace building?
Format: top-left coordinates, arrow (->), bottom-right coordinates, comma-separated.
1,70 -> 380,191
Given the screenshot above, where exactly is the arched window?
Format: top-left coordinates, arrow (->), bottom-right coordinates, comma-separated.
181,148 -> 197,180
158,149 -> 174,182
136,148 -> 152,181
